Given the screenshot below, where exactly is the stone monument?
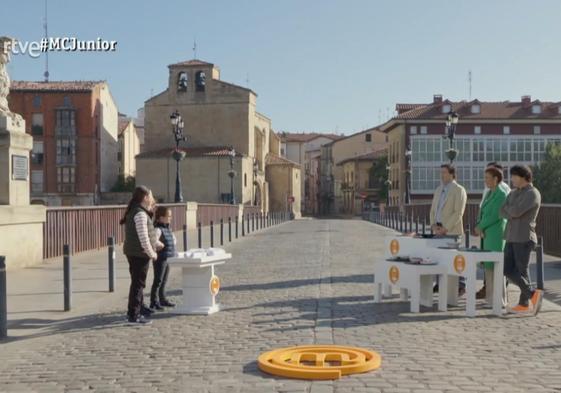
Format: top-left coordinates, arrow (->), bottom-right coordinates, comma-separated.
0,36 -> 46,269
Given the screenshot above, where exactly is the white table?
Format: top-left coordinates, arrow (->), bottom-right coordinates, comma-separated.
431,248 -> 504,317
381,235 -> 456,298
167,248 -> 231,315
374,259 -> 448,313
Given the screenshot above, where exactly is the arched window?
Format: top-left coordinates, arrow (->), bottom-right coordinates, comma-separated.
177,72 -> 188,91
195,71 -> 206,92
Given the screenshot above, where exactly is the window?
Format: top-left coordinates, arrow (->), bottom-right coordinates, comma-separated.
411,166 -> 440,191
533,126 -> 541,135
56,139 -> 76,165
365,133 -> 372,142
244,173 -> 247,187
486,139 -> 508,162
63,96 -> 72,107
32,141 -> 44,164
412,137 -> 441,162
474,126 -> 481,134
177,72 -> 188,91
195,71 -> 206,92
510,139 -> 532,162
472,140 -> 485,161
280,148 -> 285,155
534,139 -> 546,162
57,167 -> 75,193
442,104 -> 451,113
471,166 -> 485,191
31,113 -> 44,135
31,170 -> 43,192
503,126 -> 510,135
56,110 -> 76,134
32,95 -> 41,108
532,104 -> 541,114
420,126 -> 428,134
410,126 -> 417,135
471,104 -> 481,114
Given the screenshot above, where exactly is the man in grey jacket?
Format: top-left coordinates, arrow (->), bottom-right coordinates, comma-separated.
499,165 -> 543,315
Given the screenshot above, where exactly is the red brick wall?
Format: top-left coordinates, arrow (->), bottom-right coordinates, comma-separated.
8,90 -> 100,195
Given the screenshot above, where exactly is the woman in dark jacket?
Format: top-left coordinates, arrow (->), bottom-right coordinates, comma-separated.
120,186 -> 161,324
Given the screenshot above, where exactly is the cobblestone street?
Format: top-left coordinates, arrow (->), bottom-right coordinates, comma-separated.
2,219 -> 561,393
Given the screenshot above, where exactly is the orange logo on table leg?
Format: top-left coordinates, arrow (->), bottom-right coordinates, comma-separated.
210,275 -> 221,295
454,255 -> 466,274
389,266 -> 400,284
389,239 -> 400,256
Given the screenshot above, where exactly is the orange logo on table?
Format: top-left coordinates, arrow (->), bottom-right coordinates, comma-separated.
389,266 -> 400,284
210,275 -> 221,295
389,239 -> 400,256
454,255 -> 466,274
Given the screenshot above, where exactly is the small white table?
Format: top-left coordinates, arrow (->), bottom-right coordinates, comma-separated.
431,248 -> 504,317
374,259 -> 448,313
167,248 -> 231,315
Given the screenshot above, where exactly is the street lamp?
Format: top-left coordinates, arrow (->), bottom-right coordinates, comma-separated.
252,158 -> 259,206
228,146 -> 237,204
404,147 -> 412,205
444,111 -> 459,163
170,110 -> 187,202
385,163 -> 392,206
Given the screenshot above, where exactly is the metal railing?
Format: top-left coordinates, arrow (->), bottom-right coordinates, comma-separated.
43,203 -> 186,259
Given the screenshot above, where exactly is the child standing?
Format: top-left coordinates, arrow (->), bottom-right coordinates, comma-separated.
150,206 -> 177,310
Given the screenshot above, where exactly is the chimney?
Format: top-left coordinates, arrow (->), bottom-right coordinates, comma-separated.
521,95 -> 531,108
433,94 -> 443,104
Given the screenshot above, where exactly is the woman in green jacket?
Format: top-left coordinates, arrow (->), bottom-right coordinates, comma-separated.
475,166 -> 508,302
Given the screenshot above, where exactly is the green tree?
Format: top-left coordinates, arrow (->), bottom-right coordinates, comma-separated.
368,155 -> 388,201
533,143 -> 561,203
111,175 -> 136,192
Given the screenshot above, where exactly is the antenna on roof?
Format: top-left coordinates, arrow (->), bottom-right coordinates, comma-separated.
246,73 -> 250,87
468,69 -> 472,100
192,37 -> 197,59
43,0 -> 49,82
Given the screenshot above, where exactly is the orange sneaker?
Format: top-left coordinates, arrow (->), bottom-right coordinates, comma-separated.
507,304 -> 533,315
530,289 -> 543,315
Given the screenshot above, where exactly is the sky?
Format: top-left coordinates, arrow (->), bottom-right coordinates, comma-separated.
4,0 -> 561,135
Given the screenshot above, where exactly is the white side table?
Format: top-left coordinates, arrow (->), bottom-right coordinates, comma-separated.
167,248 -> 232,315
374,260 -> 448,313
432,248 -> 504,317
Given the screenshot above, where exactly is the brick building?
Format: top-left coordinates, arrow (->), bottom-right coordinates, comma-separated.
8,81 -> 119,205
382,95 -> 561,206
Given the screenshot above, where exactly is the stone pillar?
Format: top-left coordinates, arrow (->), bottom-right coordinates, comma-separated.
0,36 -> 46,270
237,203 -> 244,225
0,115 -> 32,205
185,201 -> 198,229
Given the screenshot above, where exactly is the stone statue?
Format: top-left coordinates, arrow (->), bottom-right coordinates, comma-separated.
0,36 -> 23,126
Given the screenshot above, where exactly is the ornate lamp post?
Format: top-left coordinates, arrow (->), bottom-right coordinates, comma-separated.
385,162 -> 392,206
444,111 -> 459,163
252,158 -> 259,205
228,146 -> 236,204
404,147 -> 412,205
170,110 -> 186,202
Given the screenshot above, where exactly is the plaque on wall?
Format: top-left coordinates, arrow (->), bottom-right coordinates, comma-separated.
12,155 -> 29,181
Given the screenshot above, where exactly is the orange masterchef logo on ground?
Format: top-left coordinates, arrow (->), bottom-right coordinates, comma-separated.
454,254 -> 466,274
258,345 -> 382,380
389,239 -> 400,256
209,275 -> 220,295
389,265 -> 400,284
